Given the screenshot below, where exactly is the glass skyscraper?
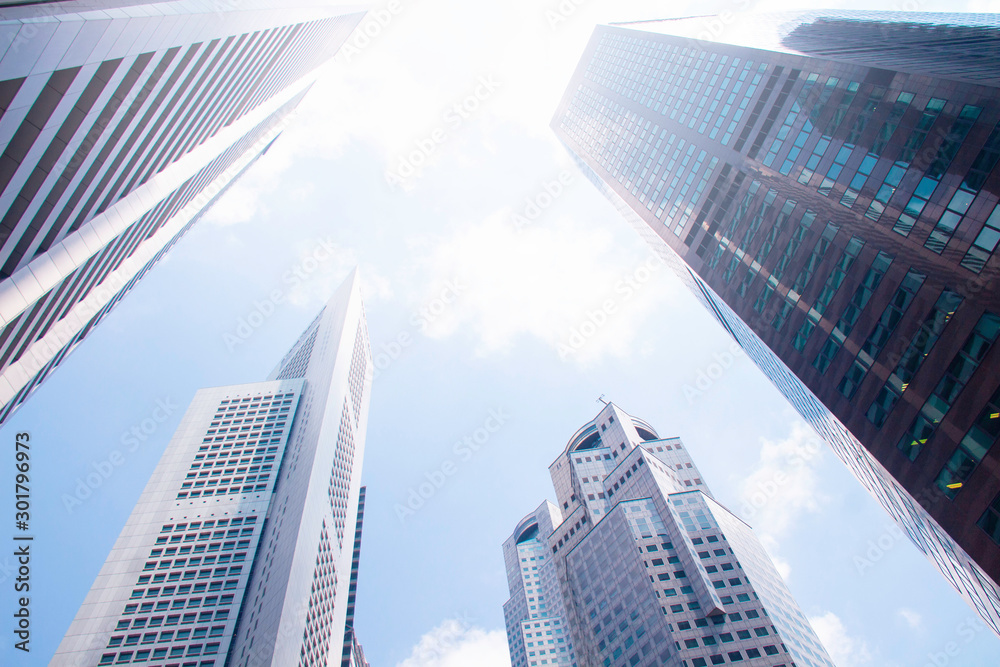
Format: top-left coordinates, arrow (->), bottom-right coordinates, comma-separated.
553,11 -> 1000,635
503,402 -> 834,667
53,271 -> 372,667
0,0 -> 365,424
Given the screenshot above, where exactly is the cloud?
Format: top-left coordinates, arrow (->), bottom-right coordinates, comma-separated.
204,179 -> 266,226
737,421 -> 829,536
201,0 -> 690,367
410,209 -> 676,363
898,608 -> 922,629
759,534 -> 792,579
205,0 -> 708,221
809,611 -> 873,666
397,620 -> 510,667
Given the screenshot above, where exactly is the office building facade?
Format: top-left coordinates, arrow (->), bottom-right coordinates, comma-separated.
0,0 -> 365,424
503,403 -> 834,667
54,271 -> 372,667
552,11 -> 1000,634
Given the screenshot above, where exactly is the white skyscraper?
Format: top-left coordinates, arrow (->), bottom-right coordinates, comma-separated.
503,403 -> 835,667
54,271 -> 372,667
0,0 -> 366,424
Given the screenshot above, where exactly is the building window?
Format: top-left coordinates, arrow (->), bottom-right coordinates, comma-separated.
798,79 -> 860,185
791,222 -> 839,296
838,268 -> 925,399
897,312 -> 1000,459
867,385 -> 901,428
893,104 -> 981,238
763,73 -> 819,169
866,290 -> 963,426
814,250 -> 892,375
978,493 -> 1000,545
793,234 -> 863,353
865,97 -> 946,222
840,92 -> 913,207
935,385 -> 1000,497
962,203 -> 1000,274
812,338 -> 840,374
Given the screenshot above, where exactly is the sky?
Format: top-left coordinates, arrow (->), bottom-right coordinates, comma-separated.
5,0 -> 1000,666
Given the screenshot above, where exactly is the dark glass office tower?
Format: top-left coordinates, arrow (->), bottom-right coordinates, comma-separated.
553,11 -> 1000,635
0,0 -> 365,424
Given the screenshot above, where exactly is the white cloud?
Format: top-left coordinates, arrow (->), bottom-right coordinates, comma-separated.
898,608 -> 922,629
397,620 -> 510,667
809,611 -> 873,666
759,534 -> 792,579
204,180 -> 265,226
199,0 -> 692,366
737,421 -> 829,536
410,209 -> 677,363
204,0 -> 709,219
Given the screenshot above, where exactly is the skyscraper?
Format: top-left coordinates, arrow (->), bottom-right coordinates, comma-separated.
503,402 -> 834,667
340,486 -> 371,667
0,0 -> 366,424
53,270 -> 372,667
553,11 -> 1000,634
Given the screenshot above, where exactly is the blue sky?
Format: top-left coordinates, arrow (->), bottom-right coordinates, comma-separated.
6,0 -> 1000,666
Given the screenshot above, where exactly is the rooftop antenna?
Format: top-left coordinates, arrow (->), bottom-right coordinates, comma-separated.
597,394 -> 609,405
